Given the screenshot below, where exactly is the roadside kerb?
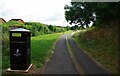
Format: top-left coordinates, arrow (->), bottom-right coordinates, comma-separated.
71,32 -> 112,74
66,35 -> 86,74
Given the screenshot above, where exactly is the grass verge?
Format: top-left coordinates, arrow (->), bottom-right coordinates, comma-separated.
73,27 -> 118,74
31,33 -> 62,68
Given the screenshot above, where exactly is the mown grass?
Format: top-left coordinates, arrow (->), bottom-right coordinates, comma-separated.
2,32 -> 62,69
73,26 -> 118,73
31,33 -> 62,68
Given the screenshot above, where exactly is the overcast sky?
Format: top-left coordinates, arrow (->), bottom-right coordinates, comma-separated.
0,0 -> 71,26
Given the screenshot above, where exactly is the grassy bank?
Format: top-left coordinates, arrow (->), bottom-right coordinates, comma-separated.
73,26 -> 118,73
2,33 -> 62,69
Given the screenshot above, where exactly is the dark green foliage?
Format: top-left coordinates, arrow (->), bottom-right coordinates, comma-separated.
64,2 -> 120,27
55,27 -> 65,33
48,25 -> 54,32
24,22 -> 47,36
65,26 -> 70,31
70,25 -> 79,30
1,21 -> 68,37
43,26 -> 51,34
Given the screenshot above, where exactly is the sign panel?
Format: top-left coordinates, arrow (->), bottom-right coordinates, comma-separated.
12,33 -> 21,37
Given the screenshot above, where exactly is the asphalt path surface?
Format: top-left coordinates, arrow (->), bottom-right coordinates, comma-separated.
44,34 -> 111,74
44,34 -> 78,74
67,34 -> 111,74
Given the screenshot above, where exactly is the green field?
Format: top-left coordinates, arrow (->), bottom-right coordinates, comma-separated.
2,33 -> 62,69
73,27 -> 118,73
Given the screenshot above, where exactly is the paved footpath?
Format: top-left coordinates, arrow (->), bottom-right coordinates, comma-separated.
67,34 -> 111,74
44,34 -> 78,74
44,34 -> 111,74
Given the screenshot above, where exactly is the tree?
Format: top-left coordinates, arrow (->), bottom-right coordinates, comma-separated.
64,2 -> 93,28
65,26 -> 70,31
48,25 -> 54,32
64,2 -> 120,27
70,25 -> 79,30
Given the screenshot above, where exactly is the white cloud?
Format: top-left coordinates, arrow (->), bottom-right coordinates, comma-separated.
0,0 -> 71,26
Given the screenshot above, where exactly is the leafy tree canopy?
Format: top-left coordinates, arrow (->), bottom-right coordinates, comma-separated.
64,2 -> 120,27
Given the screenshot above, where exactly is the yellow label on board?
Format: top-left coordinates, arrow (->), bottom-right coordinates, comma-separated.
12,33 -> 21,37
